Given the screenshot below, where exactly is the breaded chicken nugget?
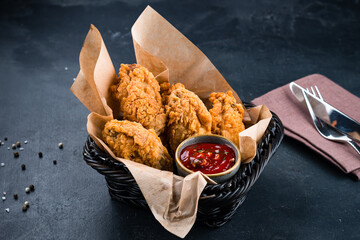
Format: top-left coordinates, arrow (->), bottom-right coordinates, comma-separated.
209,91 -> 245,146
102,120 -> 173,171
111,64 -> 166,135
165,83 -> 212,153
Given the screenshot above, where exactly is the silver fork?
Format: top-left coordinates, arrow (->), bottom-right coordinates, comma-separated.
302,86 -> 360,155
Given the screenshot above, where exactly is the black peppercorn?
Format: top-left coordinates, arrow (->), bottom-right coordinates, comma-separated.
58,142 -> 63,149
29,185 -> 34,191
12,144 -> 16,149
13,194 -> 18,200
21,164 -> 26,170
16,141 -> 21,148
4,137 -> 7,141
22,205 -> 27,212
38,152 -> 43,158
53,160 -> 57,165
14,152 -> 19,158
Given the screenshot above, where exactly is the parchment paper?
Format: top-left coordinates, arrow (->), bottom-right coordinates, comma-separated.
71,6 -> 272,238
132,6 -> 250,122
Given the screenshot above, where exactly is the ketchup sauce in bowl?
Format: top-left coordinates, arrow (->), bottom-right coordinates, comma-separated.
180,143 -> 236,174
175,134 -> 240,183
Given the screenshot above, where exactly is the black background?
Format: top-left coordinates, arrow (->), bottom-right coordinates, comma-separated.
1,0 -> 359,239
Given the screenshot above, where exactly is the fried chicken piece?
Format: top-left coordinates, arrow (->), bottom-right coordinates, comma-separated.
110,64 -> 166,135
165,83 -> 212,153
102,120 -> 173,171
159,82 -> 171,105
209,91 -> 245,146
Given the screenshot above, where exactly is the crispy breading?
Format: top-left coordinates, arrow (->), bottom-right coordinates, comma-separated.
165,83 -> 212,153
159,81 -> 171,105
209,91 -> 245,146
102,120 -> 173,171
110,64 -> 166,135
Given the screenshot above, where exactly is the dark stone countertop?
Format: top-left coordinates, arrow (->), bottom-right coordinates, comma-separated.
0,0 -> 359,239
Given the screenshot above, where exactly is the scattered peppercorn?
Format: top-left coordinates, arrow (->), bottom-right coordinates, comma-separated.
14,152 -> 19,158
16,141 -> 21,148
4,137 -> 7,141
13,194 -> 18,200
22,205 -> 27,212
12,144 -> 16,149
38,152 -> 43,158
21,164 -> 26,170
58,142 -> 63,149
25,187 -> 30,193
53,160 -> 57,165
24,201 -> 29,208
29,185 -> 34,191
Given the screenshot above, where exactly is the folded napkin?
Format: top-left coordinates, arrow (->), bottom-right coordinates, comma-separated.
252,74 -> 360,180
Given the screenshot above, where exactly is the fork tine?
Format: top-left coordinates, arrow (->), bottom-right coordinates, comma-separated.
302,89 -> 323,130
307,87 -> 324,127
314,85 -> 324,101
310,86 -> 316,96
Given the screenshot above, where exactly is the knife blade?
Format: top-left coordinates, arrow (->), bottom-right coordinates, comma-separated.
289,82 -> 360,142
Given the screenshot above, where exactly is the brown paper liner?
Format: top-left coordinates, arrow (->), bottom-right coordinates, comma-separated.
71,6 -> 272,238
132,6 -> 250,121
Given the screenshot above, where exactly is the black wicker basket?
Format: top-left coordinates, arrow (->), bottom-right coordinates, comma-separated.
83,104 -> 284,227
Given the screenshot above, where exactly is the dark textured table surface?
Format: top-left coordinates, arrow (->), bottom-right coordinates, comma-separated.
1,0 -> 360,239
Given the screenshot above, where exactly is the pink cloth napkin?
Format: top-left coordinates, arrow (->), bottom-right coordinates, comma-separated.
252,74 -> 360,180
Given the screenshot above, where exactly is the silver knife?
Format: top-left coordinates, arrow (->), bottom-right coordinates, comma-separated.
290,82 -> 360,142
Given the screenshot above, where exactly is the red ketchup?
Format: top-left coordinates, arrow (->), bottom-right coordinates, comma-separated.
180,143 -> 236,174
